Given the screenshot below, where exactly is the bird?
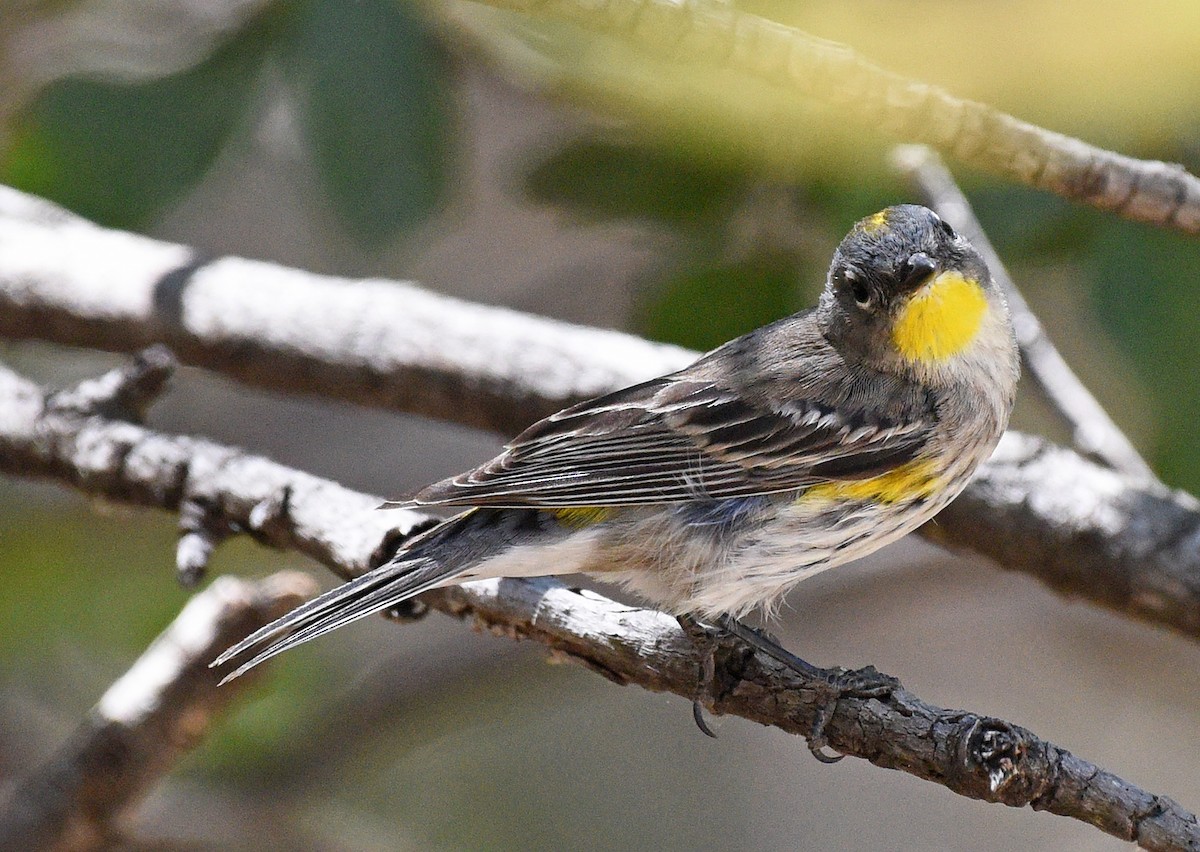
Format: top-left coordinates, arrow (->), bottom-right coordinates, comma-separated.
213,204 -> 1019,726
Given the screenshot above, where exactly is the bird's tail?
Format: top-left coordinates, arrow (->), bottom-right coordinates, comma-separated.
211,553 -> 456,682
211,507 -> 579,682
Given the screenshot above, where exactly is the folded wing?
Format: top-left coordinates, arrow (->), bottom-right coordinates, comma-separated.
411,374 -> 936,508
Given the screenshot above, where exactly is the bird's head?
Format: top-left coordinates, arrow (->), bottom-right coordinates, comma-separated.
819,204 -> 1014,385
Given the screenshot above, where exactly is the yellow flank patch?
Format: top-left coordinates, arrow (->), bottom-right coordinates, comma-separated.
553,506 -> 614,528
892,271 -> 988,364
800,460 -> 942,505
861,210 -> 889,233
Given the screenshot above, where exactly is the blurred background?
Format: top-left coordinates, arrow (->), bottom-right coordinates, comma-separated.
2,1 -> 1200,849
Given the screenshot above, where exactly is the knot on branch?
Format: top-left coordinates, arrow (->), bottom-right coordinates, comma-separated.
46,346 -> 177,424
177,496 -> 240,587
370,517 -> 441,570
959,716 -> 1052,807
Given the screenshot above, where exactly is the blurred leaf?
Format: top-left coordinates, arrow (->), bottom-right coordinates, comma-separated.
283,0 -> 454,246
0,509 -> 186,664
799,174 -> 902,233
526,140 -> 743,227
1,26 -> 269,228
640,254 -> 807,351
966,185 -> 1101,261
1088,219 -> 1200,490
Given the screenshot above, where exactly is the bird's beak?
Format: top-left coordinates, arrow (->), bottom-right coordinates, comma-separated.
900,252 -> 938,292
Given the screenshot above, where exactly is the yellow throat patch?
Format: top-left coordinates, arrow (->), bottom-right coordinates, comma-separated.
891,271 -> 988,364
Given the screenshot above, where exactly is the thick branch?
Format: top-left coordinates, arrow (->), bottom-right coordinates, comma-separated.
894,145 -> 1153,478
0,571 -> 317,851
470,0 -> 1200,235
2,186 -> 1200,641
0,186 -> 692,433
0,358 -> 1195,849
434,580 -> 1199,852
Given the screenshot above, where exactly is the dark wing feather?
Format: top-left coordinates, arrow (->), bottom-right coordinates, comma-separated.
411,373 -> 937,508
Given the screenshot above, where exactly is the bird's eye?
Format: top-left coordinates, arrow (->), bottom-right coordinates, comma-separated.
844,267 -> 871,306
938,217 -> 957,239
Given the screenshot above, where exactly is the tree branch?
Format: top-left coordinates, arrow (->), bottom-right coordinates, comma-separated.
0,571 -> 317,851
2,186 -> 1200,642
0,356 -> 1196,850
0,186 -> 692,433
467,0 -> 1200,235
893,145 -> 1154,479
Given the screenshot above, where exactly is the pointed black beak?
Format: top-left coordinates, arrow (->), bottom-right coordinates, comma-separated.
900,252 -> 937,290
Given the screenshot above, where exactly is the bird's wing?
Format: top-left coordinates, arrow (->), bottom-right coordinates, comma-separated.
409,373 -> 937,508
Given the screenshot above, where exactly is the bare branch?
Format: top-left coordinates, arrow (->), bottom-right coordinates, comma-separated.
929,433 -> 1200,636
893,145 -> 1155,479
43,344 -> 177,424
0,357 -> 1196,849
0,571 -> 317,852
467,0 -> 1200,235
0,186 -> 693,434
3,187 -> 1200,638
435,579 -> 1200,852
0,362 -> 425,584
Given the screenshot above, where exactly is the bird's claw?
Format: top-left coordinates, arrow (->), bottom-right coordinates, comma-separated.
692,699 -> 718,738
676,614 -> 899,758
677,614 -> 723,738
805,665 -> 899,762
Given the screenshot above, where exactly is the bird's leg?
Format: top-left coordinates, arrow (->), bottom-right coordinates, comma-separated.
714,615 -> 825,679
714,615 -> 898,764
675,613 -> 720,738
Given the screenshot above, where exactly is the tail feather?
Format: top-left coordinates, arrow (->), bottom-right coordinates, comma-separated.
212,506 -> 581,683
211,556 -> 461,683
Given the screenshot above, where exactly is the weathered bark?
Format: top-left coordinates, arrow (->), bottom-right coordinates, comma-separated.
0,356 -> 1197,849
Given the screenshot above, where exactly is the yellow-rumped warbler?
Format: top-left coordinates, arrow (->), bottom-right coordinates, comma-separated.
215,204 -> 1018,694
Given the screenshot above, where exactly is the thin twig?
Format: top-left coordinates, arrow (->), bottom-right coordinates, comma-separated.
44,344 -> 177,424
0,571 -> 317,851
0,356 -> 1196,849
465,0 -> 1200,235
892,144 -> 1155,479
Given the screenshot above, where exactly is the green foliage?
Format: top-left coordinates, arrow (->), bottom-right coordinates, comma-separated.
281,0 -> 454,246
1088,217 -> 1200,488
0,507 -> 187,664
2,27 -> 269,229
799,174 -> 906,236
526,139 -> 742,228
526,138 -> 818,350
639,255 -> 808,351
1,0 -> 454,243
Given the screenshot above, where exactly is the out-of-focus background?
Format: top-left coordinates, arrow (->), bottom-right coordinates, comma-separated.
2,1 -> 1200,849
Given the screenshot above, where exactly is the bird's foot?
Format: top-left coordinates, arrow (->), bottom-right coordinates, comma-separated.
802,664 -> 898,763
712,615 -> 898,763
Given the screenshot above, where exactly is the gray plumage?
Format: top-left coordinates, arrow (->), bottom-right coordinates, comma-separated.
213,205 -> 1019,680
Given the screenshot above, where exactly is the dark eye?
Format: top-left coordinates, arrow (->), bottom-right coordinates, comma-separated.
844,267 -> 871,306
937,216 -> 957,239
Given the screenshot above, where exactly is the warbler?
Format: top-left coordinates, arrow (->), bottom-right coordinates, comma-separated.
215,204 -> 1019,687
